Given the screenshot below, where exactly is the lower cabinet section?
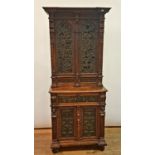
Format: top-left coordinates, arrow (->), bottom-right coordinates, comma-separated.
58,106 -> 99,140
50,92 -> 106,153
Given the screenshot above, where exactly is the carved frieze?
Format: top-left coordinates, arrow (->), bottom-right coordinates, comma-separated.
58,95 -> 98,103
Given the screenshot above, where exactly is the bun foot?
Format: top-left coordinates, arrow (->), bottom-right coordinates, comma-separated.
98,145 -> 105,151
52,148 -> 60,153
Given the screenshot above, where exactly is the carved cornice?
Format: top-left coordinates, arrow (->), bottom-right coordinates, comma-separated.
43,7 -> 111,15
99,8 -> 111,15
43,7 -> 56,15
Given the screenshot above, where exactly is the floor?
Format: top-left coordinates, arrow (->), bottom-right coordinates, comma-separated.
34,128 -> 121,155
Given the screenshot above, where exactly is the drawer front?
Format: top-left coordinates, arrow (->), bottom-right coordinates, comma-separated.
58,94 -> 99,103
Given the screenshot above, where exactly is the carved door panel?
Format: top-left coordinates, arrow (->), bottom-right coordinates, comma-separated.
58,107 -> 77,140
55,20 -> 75,74
80,106 -> 99,138
78,20 -> 99,74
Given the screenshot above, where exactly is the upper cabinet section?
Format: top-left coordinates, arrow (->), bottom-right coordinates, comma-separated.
43,7 -> 111,87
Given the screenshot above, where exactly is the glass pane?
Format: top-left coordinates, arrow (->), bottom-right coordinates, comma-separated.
79,20 -> 98,73
83,107 -> 96,136
55,20 -> 73,73
61,108 -> 74,137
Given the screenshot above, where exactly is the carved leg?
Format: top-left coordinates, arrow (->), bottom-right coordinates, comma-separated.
97,139 -> 107,151
51,141 -> 60,153
98,145 -> 105,151
52,148 -> 60,153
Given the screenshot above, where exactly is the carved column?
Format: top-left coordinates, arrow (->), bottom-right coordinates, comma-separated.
75,14 -> 80,87
98,93 -> 106,147
76,106 -> 81,139
49,13 -> 57,87
50,94 -> 60,150
98,11 -> 105,87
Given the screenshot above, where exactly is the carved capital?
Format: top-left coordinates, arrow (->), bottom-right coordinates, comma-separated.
100,94 -> 106,99
51,76 -> 57,87
75,73 -> 80,87
100,112 -> 105,117
51,95 -> 56,100
52,115 -> 56,118
98,74 -> 103,78
98,81 -> 103,87
100,104 -> 105,117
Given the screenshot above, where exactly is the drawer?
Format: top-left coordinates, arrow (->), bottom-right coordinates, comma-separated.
58,94 -> 99,103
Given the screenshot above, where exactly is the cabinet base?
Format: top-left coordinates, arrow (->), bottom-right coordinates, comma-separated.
51,140 -> 107,153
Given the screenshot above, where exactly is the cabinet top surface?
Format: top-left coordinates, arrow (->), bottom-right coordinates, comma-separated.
43,7 -> 111,9
49,85 -> 107,93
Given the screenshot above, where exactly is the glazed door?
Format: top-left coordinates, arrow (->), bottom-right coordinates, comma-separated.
80,106 -> 99,139
55,19 -> 75,75
58,106 -> 77,140
78,19 -> 99,74
58,106 -> 99,140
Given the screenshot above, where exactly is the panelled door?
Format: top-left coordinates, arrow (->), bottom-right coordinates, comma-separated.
80,106 -> 99,138
55,19 -> 75,75
78,19 -> 99,74
58,106 -> 77,140
76,15 -> 100,84
57,94 -> 100,140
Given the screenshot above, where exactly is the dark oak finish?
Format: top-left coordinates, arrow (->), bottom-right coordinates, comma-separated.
43,7 -> 111,153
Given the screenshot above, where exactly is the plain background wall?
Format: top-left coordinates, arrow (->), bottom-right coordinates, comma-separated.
34,0 -> 121,128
